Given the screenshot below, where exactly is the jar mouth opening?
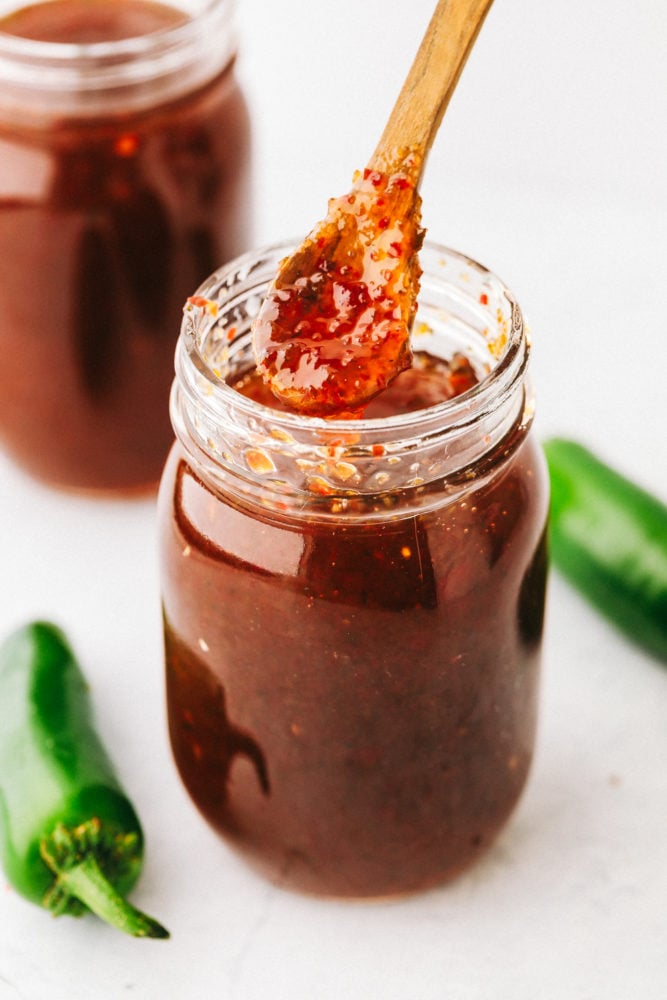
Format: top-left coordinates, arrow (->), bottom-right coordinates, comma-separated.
0,0 -> 226,60
180,239 -> 529,439
173,239 -> 533,512
0,0 -> 236,103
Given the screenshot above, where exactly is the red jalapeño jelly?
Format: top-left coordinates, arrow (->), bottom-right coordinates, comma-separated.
158,242 -> 549,897
0,0 -> 251,492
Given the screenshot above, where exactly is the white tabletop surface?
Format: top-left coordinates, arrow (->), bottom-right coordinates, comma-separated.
1,1 -> 666,997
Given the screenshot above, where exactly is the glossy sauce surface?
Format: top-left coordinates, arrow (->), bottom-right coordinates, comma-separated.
232,349 -> 479,417
160,361 -> 549,897
0,0 -> 251,492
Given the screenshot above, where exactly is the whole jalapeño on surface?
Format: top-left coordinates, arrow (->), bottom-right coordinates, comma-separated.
545,438 -> 667,663
0,621 -> 169,938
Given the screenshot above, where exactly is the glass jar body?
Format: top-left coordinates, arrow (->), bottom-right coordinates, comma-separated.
158,242 -> 549,897
0,0 -> 252,492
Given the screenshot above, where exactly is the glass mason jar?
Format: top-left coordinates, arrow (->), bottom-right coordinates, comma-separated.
0,0 -> 251,493
158,240 -> 549,898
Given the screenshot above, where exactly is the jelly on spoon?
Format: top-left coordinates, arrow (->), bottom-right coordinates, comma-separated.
252,0 -> 495,417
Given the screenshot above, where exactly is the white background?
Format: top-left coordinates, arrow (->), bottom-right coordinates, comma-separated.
1,1 -> 666,997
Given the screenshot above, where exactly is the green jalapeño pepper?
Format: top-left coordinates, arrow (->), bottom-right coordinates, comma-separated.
544,438 -> 667,663
0,621 -> 169,938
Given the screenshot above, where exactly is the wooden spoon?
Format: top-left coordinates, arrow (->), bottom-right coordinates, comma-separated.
252,0 -> 495,417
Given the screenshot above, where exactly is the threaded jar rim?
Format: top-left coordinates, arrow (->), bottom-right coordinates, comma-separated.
171,240 -> 534,519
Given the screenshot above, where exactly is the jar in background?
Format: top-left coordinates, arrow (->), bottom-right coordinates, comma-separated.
158,241 -> 549,897
0,0 -> 252,493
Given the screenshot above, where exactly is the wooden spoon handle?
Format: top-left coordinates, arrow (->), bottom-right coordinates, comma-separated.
369,0 -> 495,174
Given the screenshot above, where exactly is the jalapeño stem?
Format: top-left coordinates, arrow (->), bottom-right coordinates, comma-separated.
40,819 -> 169,939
